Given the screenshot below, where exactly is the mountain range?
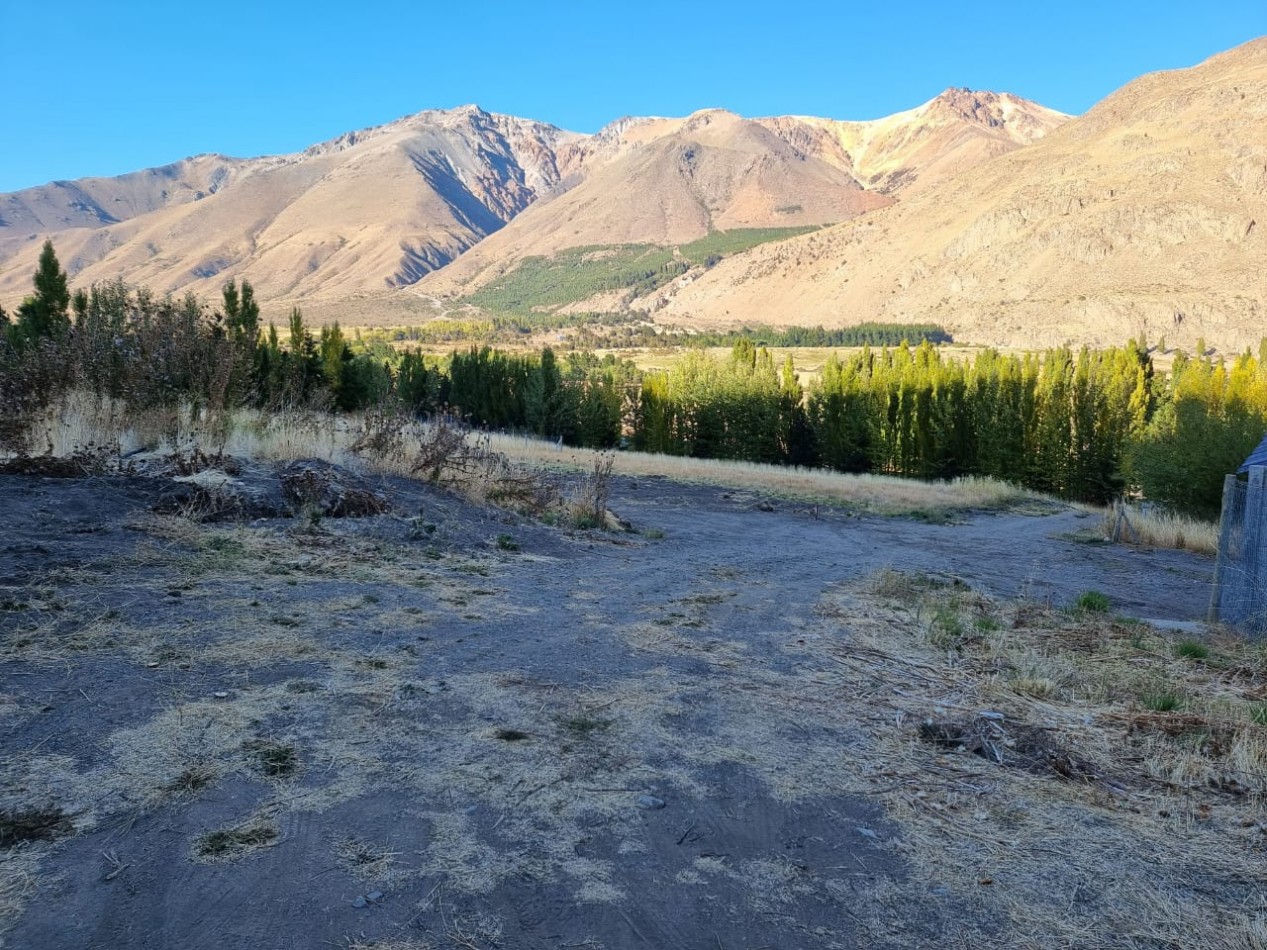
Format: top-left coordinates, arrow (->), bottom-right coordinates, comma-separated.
1,36 -> 1263,351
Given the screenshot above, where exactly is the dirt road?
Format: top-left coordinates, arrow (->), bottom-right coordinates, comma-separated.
0,469 -> 1216,949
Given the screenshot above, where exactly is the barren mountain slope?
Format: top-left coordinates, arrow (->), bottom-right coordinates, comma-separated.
655,39 -> 1267,352
416,97 -> 1068,300
0,154 -> 251,238
0,107 -> 580,303
413,109 -> 894,298
758,89 -> 1070,196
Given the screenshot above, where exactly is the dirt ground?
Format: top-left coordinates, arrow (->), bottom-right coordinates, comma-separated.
0,465 -> 1231,949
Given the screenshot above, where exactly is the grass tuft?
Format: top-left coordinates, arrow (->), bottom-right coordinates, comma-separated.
1098,503 -> 1218,555
1074,590 -> 1111,613
243,740 -> 299,778
1174,639 -> 1211,661
1139,689 -> 1185,712
0,807 -> 73,847
195,822 -> 279,860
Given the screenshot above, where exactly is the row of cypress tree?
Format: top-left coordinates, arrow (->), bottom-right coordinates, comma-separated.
631,337 -> 1267,516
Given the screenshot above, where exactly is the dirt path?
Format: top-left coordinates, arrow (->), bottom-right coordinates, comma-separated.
0,471 -> 1216,949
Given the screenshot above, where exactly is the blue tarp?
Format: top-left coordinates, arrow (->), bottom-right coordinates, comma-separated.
1239,433 -> 1267,474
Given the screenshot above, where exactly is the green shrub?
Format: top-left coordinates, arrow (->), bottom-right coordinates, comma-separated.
1074,591 -> 1111,613
929,608 -> 966,648
1139,689 -> 1184,712
1174,639 -> 1210,660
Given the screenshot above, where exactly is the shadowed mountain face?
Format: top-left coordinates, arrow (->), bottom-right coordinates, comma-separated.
0,91 -> 1067,306
651,38 -> 1267,353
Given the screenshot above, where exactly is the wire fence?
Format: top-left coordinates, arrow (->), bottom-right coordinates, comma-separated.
1210,468 -> 1267,633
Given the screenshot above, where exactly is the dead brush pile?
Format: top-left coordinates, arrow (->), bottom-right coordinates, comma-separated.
0,393 -> 606,526
820,570 -> 1267,948
351,411 -> 561,517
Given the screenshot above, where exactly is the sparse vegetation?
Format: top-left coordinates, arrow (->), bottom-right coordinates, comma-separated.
243,739 -> 299,778
1098,502 -> 1219,554
1075,590 -> 1111,613
1139,687 -> 1185,712
0,807 -> 73,848
0,417 -> 1240,947
194,822 -> 279,860
1174,638 -> 1211,660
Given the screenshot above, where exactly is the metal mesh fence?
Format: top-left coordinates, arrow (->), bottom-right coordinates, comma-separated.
1210,469 -> 1267,633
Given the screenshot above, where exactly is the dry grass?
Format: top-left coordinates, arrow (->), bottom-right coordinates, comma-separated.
1096,501 -> 1220,555
816,570 -> 1267,948
0,849 -> 43,924
486,431 -> 1035,516
3,390 -> 1040,519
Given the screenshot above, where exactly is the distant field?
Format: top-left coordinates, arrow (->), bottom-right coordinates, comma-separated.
345,339 -> 1011,385
460,228 -> 820,315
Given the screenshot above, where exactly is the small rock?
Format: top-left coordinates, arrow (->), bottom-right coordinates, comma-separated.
366,890 -> 384,904
637,794 -> 666,810
756,500 -> 775,512
212,691 -> 228,699
857,827 -> 880,840
351,897 -> 368,909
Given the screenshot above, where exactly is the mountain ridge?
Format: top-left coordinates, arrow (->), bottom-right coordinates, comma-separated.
0,91 -> 1067,307
647,36 -> 1267,352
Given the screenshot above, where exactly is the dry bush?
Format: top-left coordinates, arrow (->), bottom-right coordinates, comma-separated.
566,453 -> 615,529
411,416 -> 472,482
409,418 -> 559,515
349,399 -> 415,467
0,340 -> 75,454
279,462 -> 389,518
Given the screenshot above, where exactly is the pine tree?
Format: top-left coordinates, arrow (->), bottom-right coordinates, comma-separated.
14,239 -> 72,344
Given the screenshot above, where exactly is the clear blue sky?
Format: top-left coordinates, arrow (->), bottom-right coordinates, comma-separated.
0,0 -> 1262,192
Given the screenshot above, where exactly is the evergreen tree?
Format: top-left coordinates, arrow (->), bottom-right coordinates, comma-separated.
320,323 -> 347,395
218,278 -> 263,403
525,346 -> 570,438
397,351 -> 439,415
14,239 -> 72,345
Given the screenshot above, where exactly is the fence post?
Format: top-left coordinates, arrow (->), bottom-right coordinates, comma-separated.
1209,473 -> 1238,623
1245,467 -> 1267,631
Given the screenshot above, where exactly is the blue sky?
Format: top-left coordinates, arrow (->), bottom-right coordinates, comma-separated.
0,0 -> 1262,192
